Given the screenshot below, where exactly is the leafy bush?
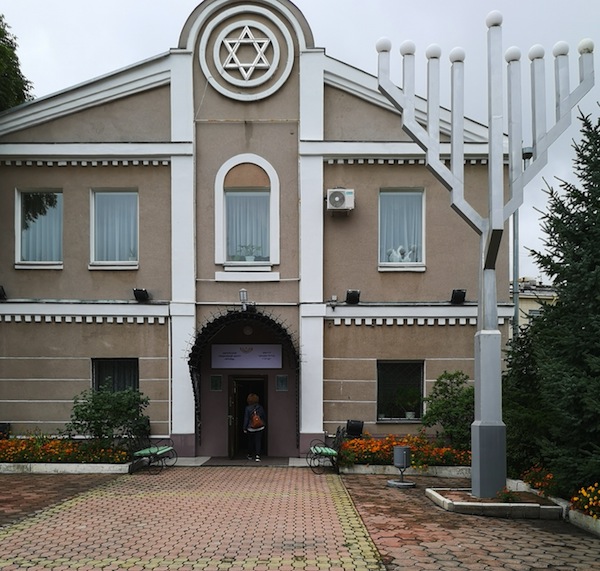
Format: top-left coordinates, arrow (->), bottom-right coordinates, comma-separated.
338,432 -> 470,469
571,483 -> 600,519
0,434 -> 128,463
64,387 -> 150,445
421,370 -> 474,451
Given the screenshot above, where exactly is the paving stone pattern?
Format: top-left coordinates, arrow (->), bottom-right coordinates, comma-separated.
0,468 -> 382,570
0,473 -> 121,528
343,474 -> 600,570
0,469 -> 599,570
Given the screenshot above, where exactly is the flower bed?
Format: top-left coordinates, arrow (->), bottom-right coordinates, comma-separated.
0,436 -> 128,464
568,478 -> 599,537
521,464 -> 557,497
338,432 -> 470,469
571,483 -> 600,520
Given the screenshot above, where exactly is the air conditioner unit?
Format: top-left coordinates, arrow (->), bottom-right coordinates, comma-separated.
326,189 -> 355,211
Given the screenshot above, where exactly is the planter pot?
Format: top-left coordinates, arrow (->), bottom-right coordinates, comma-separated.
569,509 -> 600,538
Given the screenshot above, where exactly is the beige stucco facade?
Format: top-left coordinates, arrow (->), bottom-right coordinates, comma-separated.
0,0 -> 511,458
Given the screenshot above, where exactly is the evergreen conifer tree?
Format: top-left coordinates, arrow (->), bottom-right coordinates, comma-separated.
505,110 -> 600,496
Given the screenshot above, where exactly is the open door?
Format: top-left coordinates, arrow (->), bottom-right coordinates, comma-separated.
228,376 -> 267,459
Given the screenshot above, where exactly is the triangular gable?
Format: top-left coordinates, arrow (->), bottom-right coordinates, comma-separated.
0,53 -> 171,138
322,56 -> 489,145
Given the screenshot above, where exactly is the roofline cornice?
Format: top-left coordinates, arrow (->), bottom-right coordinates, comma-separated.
299,140 -> 502,160
0,142 -> 193,161
0,53 -> 173,137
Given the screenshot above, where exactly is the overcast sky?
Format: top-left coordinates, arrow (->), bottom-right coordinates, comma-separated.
3,0 -> 599,282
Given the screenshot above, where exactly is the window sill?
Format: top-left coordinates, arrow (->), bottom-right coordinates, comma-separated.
377,418 -> 422,423
215,271 -> 280,282
88,263 -> 139,271
378,264 -> 426,272
222,263 -> 272,272
15,263 -> 63,270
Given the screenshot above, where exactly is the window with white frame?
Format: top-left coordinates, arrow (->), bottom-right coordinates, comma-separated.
379,189 -> 424,266
92,190 -> 138,264
214,154 -> 280,272
18,190 -> 63,263
225,189 -> 270,262
92,358 -> 139,391
377,361 -> 424,421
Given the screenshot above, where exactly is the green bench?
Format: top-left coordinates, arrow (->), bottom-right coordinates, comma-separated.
306,426 -> 346,474
129,438 -> 178,474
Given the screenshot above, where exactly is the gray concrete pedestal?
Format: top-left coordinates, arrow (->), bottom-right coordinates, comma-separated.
471,421 -> 506,498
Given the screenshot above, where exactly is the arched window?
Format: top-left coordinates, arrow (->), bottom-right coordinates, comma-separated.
215,154 -> 280,271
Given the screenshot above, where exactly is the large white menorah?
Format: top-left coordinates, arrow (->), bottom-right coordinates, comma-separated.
376,11 -> 594,497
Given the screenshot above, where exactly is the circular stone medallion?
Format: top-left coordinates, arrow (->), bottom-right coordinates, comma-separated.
199,5 -> 295,101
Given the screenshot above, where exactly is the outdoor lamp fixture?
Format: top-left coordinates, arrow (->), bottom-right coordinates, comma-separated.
328,294 -> 338,311
450,289 -> 466,305
345,289 -> 361,304
133,288 -> 150,302
346,419 -> 364,438
239,288 -> 248,311
0,286 -> 6,301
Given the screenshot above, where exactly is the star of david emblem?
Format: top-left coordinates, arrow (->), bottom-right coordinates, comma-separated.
222,25 -> 272,81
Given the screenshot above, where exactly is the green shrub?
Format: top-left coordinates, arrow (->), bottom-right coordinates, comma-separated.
64,387 -> 150,445
422,370 -> 473,451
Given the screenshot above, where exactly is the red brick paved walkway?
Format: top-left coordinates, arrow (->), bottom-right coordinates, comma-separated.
0,468 -> 381,571
343,474 -> 600,570
1,469 -> 599,570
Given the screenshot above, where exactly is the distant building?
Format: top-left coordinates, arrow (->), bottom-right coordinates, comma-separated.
512,277 -> 557,330
0,0 -> 511,458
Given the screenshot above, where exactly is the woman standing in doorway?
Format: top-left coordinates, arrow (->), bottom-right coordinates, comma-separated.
243,393 -> 266,461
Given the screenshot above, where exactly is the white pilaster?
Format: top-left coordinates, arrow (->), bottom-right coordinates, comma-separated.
299,50 -> 325,141
299,305 -> 326,434
299,155 -> 324,434
169,49 -> 196,436
299,48 -> 326,436
170,156 -> 196,434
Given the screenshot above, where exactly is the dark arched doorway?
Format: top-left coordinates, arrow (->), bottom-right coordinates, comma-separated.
188,308 -> 300,458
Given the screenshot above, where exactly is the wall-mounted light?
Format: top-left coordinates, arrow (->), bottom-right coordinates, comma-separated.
346,419 -> 364,438
345,289 -> 361,304
450,289 -> 466,304
0,286 -> 6,301
239,288 -> 248,311
133,288 -> 150,302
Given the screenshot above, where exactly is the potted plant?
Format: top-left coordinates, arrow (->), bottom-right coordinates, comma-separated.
396,386 -> 422,419
237,244 -> 261,261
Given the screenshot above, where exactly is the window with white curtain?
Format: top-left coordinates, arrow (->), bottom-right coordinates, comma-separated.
225,189 -> 270,262
379,189 -> 424,265
19,190 -> 63,263
92,190 -> 138,263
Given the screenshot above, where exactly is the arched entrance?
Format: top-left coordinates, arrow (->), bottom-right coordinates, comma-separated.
188,308 -> 300,458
